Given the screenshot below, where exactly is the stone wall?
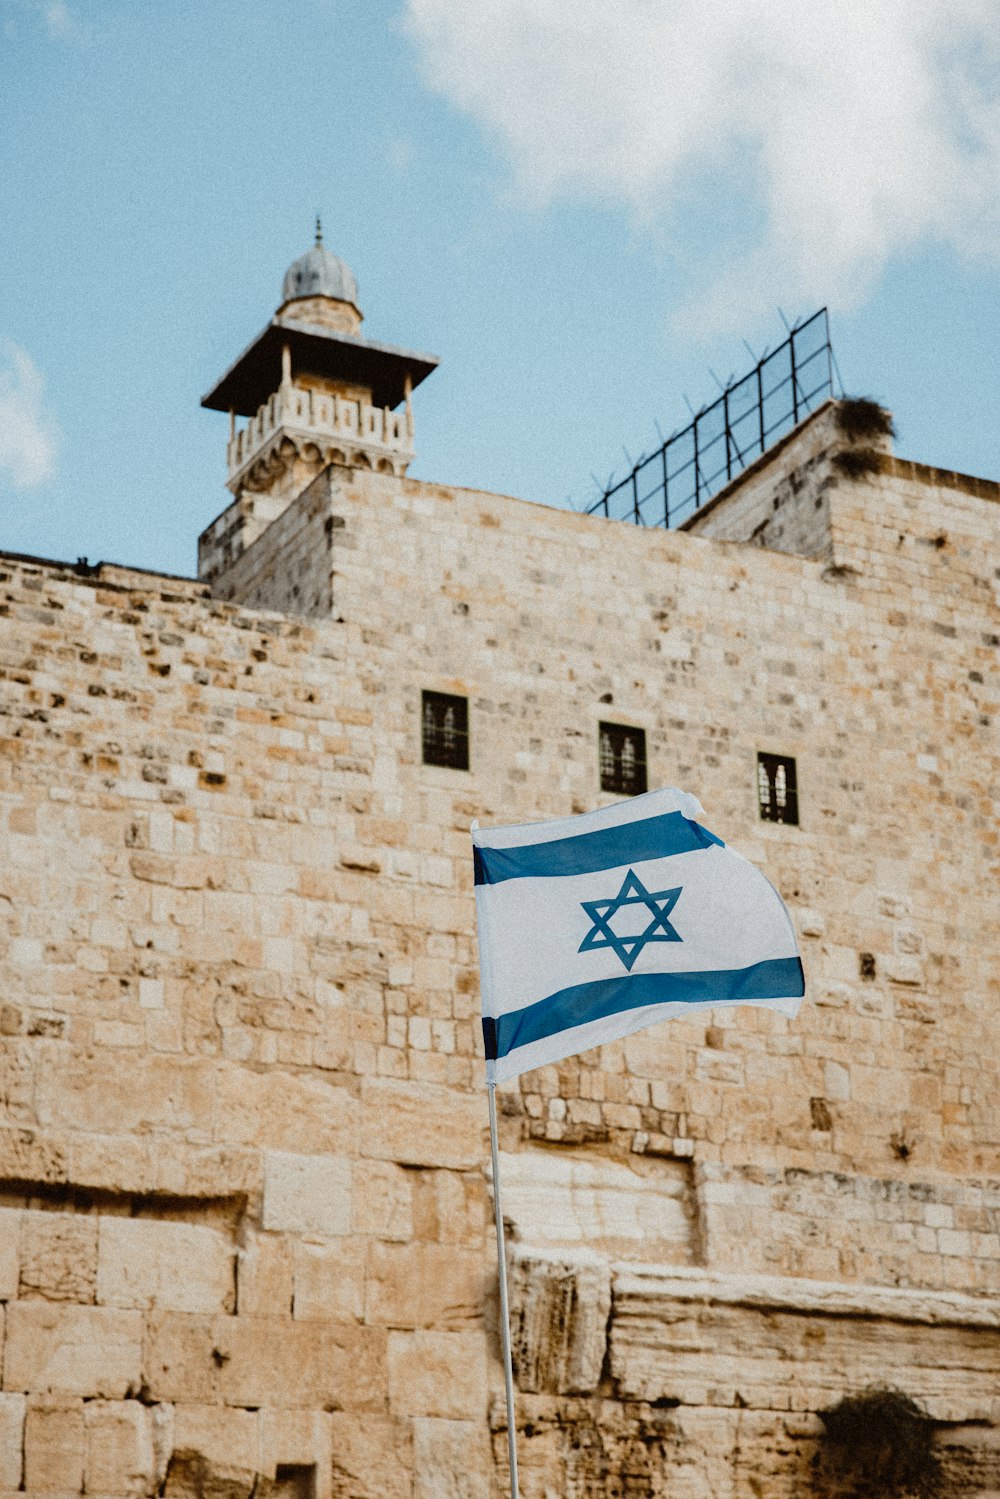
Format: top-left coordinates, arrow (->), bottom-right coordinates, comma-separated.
0,419 -> 997,1494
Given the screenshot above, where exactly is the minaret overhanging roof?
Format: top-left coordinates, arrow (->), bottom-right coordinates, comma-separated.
201,314 -> 439,417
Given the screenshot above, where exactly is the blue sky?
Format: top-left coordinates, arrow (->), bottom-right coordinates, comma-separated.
2,0 -> 999,577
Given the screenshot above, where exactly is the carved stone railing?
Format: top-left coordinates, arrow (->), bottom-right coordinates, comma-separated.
227,381 -> 414,486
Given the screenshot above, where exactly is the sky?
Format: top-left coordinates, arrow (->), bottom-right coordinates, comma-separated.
2,0 -> 1000,577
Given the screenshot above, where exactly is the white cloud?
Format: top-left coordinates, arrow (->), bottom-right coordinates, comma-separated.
404,0 -> 1000,330
1,0 -> 84,42
0,342 -> 58,489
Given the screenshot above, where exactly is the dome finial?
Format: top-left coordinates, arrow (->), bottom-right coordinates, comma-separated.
315,214 -> 323,247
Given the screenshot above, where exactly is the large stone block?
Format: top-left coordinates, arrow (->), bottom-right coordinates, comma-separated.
263,1151 -> 352,1235
412,1417 -> 491,1499
4,1302 -> 142,1397
0,1208 -> 19,1301
215,1064 -> 359,1155
509,1251 -> 611,1395
19,1210 -> 98,1303
237,1233 -> 293,1316
0,1393 -> 25,1489
259,1409 -> 332,1499
387,1330 -> 487,1420
23,1394 -> 84,1492
496,1149 -> 694,1263
97,1217 -> 235,1313
84,1399 -> 156,1496
352,1160 -> 413,1240
293,1238 -> 366,1322
170,1403 -> 259,1471
365,1242 -> 483,1329
330,1411 -> 412,1499
360,1079 -> 484,1170
147,1313 -> 386,1411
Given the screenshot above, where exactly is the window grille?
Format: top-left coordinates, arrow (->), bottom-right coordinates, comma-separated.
599,722 -> 647,796
757,752 -> 798,825
422,691 -> 469,770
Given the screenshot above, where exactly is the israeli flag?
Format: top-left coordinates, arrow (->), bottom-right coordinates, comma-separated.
473,788 -> 804,1082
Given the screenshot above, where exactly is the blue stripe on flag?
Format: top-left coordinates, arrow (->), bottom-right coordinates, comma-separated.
474,811 -> 722,887
482,957 -> 804,1061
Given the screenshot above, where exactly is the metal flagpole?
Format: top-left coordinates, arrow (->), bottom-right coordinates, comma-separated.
488,1081 -> 520,1499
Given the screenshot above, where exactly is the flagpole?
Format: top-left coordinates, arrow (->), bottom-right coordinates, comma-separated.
488,1080 -> 520,1499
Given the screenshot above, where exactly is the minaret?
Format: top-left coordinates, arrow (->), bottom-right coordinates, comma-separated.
198,225 -> 438,580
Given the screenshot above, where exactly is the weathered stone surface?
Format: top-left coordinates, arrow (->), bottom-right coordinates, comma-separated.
23,1394 -> 84,1491
237,1233 -> 293,1316
412,1416 -> 491,1499
361,1079 -> 484,1170
145,1312 -> 387,1410
83,1399 -> 156,1496
498,1149 -> 693,1262
259,1408 -> 332,1499
509,1251 -> 610,1394
97,1217 -> 235,1313
387,1330 -> 487,1420
330,1411 -> 413,1499
365,1242 -> 483,1329
293,1238 -> 366,1323
0,1210 -> 19,1301
4,1303 -> 141,1397
262,1151 -> 353,1235
0,1393 -> 25,1489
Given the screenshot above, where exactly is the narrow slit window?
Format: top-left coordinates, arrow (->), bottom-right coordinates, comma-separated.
757,752 -> 798,825
422,690 -> 469,770
599,722 -> 647,796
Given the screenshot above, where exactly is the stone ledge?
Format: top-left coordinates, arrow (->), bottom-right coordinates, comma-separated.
612,1264 -> 1000,1329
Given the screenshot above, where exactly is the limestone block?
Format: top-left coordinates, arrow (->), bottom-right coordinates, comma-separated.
68,1133 -> 155,1194
158,1315 -> 388,1411
84,1399 -> 156,1496
222,1317 -> 386,1411
365,1242 -> 483,1330
19,1210 -> 97,1303
215,1063 -> 358,1156
259,1409 -> 332,1499
23,1395 -> 84,1491
237,1233 -> 293,1316
293,1238 -> 366,1322
352,1160 -> 413,1240
496,1149 -> 693,1262
262,1151 -> 352,1235
387,1330 -> 487,1420
360,1079 -> 483,1170
4,1302 -> 142,1397
0,1125 -> 67,1185
412,1417 -> 491,1499
143,1312 -> 216,1404
97,1217 -> 235,1313
163,1448 -> 257,1499
509,1251 -> 611,1395
37,1054 -> 214,1137
171,1403 -> 259,1472
329,1412 -> 412,1499
0,1393 -> 25,1489
0,1208 -> 19,1300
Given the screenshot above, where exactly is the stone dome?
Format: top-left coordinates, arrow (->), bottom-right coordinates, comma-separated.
281,223 -> 359,308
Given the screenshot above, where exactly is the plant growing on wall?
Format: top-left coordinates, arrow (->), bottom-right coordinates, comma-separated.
814,1387 -> 940,1497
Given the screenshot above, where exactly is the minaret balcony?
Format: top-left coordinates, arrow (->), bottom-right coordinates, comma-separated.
226,382 -> 414,491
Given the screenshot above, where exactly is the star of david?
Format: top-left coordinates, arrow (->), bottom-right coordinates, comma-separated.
578,869 -> 683,972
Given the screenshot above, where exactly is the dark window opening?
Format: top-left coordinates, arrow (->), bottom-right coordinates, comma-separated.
757,752 -> 798,824
422,691 -> 469,770
599,722 -> 647,796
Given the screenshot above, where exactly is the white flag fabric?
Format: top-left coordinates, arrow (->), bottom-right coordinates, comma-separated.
473,788 -> 804,1082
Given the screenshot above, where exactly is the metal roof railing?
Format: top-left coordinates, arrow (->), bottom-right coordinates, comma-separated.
586,308 -> 835,529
